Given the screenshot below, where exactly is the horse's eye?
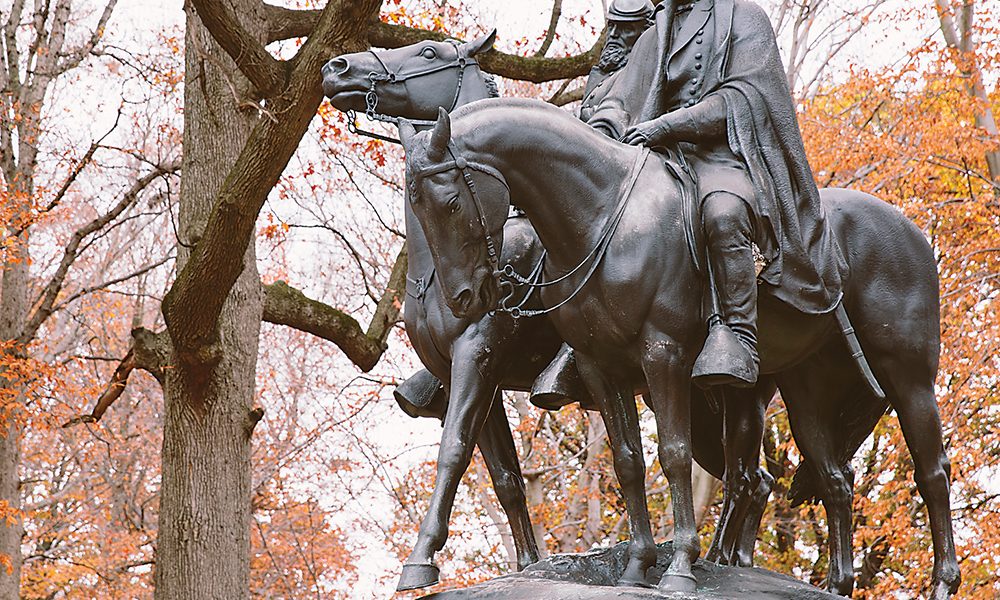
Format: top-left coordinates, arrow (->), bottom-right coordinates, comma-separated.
421,47 -> 436,59
447,196 -> 461,213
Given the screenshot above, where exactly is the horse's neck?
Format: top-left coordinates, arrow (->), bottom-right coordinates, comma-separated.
405,200 -> 435,279
465,113 -> 634,267
454,67 -> 492,108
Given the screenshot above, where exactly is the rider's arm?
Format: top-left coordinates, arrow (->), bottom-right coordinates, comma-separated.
620,94 -> 728,147
651,94 -> 727,143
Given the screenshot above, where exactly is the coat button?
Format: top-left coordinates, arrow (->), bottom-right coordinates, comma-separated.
686,99 -> 696,107
695,53 -> 703,59
695,63 -> 702,70
691,77 -> 699,84
696,38 -> 703,44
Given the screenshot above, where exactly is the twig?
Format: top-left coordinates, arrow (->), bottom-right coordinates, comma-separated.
536,0 -> 564,57
62,350 -> 136,427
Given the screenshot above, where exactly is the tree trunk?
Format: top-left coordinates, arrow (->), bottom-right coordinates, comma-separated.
0,180 -> 32,599
153,3 -> 265,598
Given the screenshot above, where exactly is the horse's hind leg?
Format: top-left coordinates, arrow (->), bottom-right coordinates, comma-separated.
476,393 -> 541,571
707,379 -> 774,567
731,378 -> 777,567
706,387 -> 755,566
776,366 -> 856,597
398,331 -> 504,591
881,363 -> 961,598
576,354 -> 656,588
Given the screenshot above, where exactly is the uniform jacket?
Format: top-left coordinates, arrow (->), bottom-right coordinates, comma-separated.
588,0 -> 846,314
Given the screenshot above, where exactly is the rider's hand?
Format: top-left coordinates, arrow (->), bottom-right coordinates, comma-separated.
621,116 -> 673,147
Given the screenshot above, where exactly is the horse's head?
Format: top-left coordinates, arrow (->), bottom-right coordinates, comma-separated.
322,30 -> 497,121
399,109 -> 510,319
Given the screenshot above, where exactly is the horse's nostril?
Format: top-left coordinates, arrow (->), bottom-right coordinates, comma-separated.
325,57 -> 349,75
455,288 -> 473,310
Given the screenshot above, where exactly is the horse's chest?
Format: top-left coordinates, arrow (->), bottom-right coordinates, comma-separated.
404,292 -> 459,377
548,292 -> 640,359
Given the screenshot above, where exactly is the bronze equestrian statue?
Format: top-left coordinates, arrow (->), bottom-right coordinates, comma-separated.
399,96 -> 959,597
321,30 -> 756,591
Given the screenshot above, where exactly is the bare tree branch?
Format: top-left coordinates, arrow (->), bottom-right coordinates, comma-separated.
12,107 -> 124,236
536,0 -> 563,57
262,4 -> 601,83
52,254 -> 174,313
55,0 -> 117,73
263,3 -> 321,44
189,0 -> 287,97
63,349 -> 135,427
370,21 -> 601,82
64,327 -> 170,426
549,84 -> 584,107
262,243 -> 406,371
19,162 -> 179,345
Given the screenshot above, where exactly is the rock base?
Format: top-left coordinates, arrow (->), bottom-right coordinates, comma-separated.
421,542 -> 840,599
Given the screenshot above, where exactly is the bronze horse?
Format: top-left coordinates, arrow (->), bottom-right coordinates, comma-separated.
322,34 -> 778,590
399,100 -> 960,597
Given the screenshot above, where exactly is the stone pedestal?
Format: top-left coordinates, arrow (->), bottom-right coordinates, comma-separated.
422,542 -> 840,599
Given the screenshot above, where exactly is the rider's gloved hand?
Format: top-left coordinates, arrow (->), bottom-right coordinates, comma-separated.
621,115 -> 673,147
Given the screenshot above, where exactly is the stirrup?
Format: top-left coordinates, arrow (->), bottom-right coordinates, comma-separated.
692,318 -> 758,388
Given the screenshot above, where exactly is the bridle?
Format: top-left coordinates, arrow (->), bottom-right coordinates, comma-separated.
347,40 -> 478,145
409,146 -> 509,274
409,143 -> 652,319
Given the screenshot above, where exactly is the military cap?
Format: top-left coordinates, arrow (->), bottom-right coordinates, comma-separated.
607,0 -> 655,22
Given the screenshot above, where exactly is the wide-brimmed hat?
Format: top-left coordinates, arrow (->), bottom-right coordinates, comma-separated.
608,0 -> 655,22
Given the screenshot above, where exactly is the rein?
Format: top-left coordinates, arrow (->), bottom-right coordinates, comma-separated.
497,147 -> 652,318
347,41 -> 476,145
410,148 -> 510,274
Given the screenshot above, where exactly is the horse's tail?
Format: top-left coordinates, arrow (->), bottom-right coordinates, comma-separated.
787,390 -> 890,507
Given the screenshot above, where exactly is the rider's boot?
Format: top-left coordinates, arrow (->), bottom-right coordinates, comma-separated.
530,343 -> 597,411
693,192 -> 759,388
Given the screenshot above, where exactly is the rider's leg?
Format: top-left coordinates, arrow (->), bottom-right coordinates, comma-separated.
702,191 -> 758,381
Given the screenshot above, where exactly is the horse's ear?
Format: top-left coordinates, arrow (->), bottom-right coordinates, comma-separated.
427,107 -> 451,162
398,119 -> 418,151
464,29 -> 497,57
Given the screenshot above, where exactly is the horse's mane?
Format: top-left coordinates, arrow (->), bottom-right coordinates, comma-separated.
448,98 -> 616,151
482,73 -> 500,98
451,97 -> 563,120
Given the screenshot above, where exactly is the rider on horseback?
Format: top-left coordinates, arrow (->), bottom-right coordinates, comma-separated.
579,0 -> 655,122
588,0 -> 847,387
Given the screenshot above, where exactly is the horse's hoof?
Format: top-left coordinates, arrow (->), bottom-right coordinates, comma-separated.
658,572 -> 697,593
396,562 -> 440,591
734,550 -> 753,568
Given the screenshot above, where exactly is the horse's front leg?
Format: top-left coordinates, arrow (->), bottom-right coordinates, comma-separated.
642,337 -> 699,593
397,326 -> 503,591
576,354 -> 657,587
475,394 -> 542,570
